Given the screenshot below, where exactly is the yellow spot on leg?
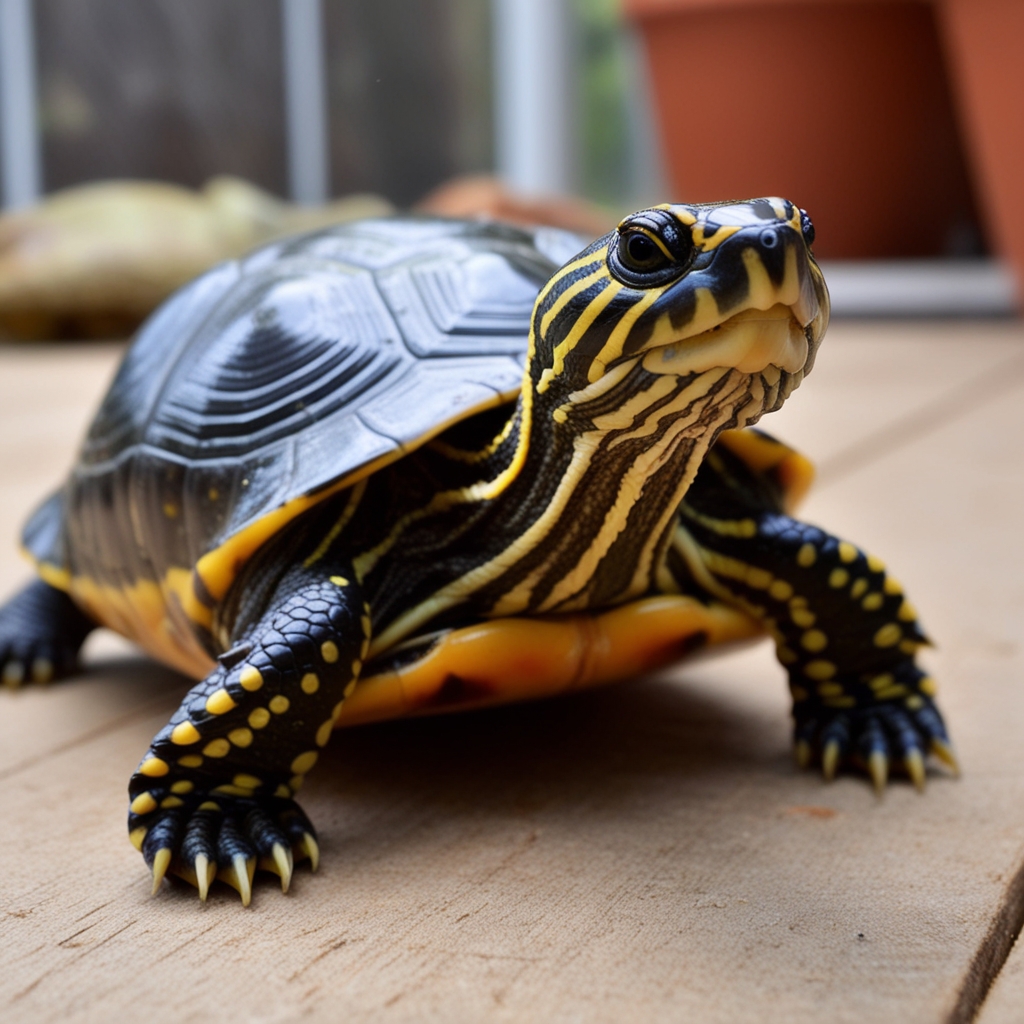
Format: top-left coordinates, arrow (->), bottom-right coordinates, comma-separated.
828,568 -> 849,588
131,792 -> 157,815
315,719 -> 334,746
239,665 -> 264,691
837,541 -> 858,563
171,780 -> 194,794
129,827 -> 147,851
198,800 -> 221,811
301,672 -> 319,694
850,578 -> 868,599
874,623 -> 902,648
203,738 -> 231,757
862,592 -> 883,611
898,600 -> 918,622
796,543 -> 816,568
746,567 -> 772,589
139,757 -> 169,777
801,630 -> 828,652
205,688 -> 237,715
233,773 -> 262,789
768,580 -> 793,601
804,660 -> 836,680
791,607 -> 815,628
248,707 -> 271,728
171,721 -> 200,745
274,784 -> 291,798
228,727 -> 253,748
161,796 -> 183,809
329,575 -> 349,586
269,695 -> 290,714
291,750 -> 318,774
867,554 -> 885,573
321,641 -> 339,663
178,755 -> 203,768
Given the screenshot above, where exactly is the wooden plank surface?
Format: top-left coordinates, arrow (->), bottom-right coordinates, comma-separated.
1,322 -> 1022,1023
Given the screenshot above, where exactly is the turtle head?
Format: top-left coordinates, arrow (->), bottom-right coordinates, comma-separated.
529,197 -> 829,427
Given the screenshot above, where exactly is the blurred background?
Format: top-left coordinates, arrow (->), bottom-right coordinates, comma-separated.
0,0 -> 1021,335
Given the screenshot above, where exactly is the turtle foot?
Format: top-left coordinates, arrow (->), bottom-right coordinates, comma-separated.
0,580 -> 94,687
130,796 -> 319,906
793,697 -> 958,794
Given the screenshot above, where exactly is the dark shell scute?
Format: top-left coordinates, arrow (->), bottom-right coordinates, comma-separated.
43,218 -> 584,581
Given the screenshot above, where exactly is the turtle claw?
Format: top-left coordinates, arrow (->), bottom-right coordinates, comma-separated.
195,854 -> 215,902
267,842 -> 294,893
151,848 -> 172,895
130,794 -> 320,905
793,689 -> 955,793
930,738 -> 961,777
301,832 -> 320,872
904,748 -> 926,792
220,854 -> 255,907
867,750 -> 889,795
2,659 -> 25,687
258,842 -> 294,893
822,739 -> 841,782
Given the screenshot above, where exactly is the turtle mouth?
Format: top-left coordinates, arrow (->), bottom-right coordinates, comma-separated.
641,303 -> 810,379
639,250 -> 829,391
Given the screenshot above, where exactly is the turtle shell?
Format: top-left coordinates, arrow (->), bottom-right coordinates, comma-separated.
24,218 -> 584,672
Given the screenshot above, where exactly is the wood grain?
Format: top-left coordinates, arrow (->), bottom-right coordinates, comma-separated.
1,323 -> 1023,1023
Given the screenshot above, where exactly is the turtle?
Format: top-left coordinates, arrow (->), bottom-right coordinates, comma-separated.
0,199 -> 956,906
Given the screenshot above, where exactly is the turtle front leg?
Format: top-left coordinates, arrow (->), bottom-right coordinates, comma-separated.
127,562 -> 368,904
0,579 -> 96,686
676,505 -> 956,791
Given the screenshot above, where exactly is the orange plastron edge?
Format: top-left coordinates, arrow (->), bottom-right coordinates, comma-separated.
336,594 -> 762,728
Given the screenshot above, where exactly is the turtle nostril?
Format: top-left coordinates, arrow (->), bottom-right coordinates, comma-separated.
760,228 -> 779,249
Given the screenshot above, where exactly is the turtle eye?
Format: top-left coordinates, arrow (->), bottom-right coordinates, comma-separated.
608,212 -> 692,287
618,230 -> 668,274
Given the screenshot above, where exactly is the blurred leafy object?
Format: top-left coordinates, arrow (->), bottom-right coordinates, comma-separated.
0,177 -> 392,341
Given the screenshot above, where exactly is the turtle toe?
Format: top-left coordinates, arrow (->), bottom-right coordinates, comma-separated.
132,795 -> 319,906
0,580 -> 94,687
794,693 -> 957,793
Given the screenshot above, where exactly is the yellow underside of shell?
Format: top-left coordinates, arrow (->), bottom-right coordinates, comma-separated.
335,594 -> 761,728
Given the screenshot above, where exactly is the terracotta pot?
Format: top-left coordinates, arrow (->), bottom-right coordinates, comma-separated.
938,0 -> 1024,299
624,0 -> 982,260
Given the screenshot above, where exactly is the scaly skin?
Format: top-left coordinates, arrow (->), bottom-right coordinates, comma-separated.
126,561 -> 367,904
671,439 -> 957,790
0,579 -> 95,686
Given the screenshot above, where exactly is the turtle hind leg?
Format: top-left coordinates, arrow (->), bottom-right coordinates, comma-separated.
0,579 -> 96,686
